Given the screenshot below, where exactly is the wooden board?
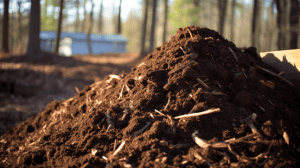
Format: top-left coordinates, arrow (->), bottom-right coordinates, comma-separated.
260,49 -> 300,98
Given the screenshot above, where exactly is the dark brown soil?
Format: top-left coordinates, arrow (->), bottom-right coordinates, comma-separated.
1,26 -> 300,168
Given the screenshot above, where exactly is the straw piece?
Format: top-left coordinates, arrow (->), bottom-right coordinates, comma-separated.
118,85 -> 125,99
192,131 -> 211,148
228,47 -> 238,62
164,96 -> 171,110
75,87 -> 80,94
113,141 -> 125,156
256,65 -> 294,87
196,78 -> 210,90
155,109 -> 166,116
194,151 -> 212,167
180,46 -> 187,55
186,27 -> 194,40
174,108 -> 220,119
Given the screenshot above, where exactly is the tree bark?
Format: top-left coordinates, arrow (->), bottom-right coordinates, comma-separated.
55,0 -> 64,54
267,0 -> 275,51
18,1 -> 23,54
75,0 -> 80,32
218,0 -> 228,36
26,0 -> 43,60
82,0 -> 87,33
251,0 -> 261,51
275,0 -> 289,50
98,0 -> 104,34
290,0 -> 299,49
162,0 -> 168,43
140,0 -> 149,53
230,0 -> 235,41
117,0 -> 122,34
87,0 -> 95,54
149,0 -> 157,52
2,0 -> 9,53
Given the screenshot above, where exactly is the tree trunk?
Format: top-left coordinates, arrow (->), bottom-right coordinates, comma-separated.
251,0 -> 261,51
230,0 -> 235,41
26,0 -> 43,60
140,0 -> 148,53
149,0 -> 157,52
82,0 -> 87,33
87,0 -> 95,55
2,0 -> 9,53
75,0 -> 80,32
117,0 -> 122,34
275,0 -> 289,50
162,0 -> 168,44
267,0 -> 275,51
17,1 -> 23,54
218,0 -> 228,36
55,0 -> 64,54
98,0 -> 103,34
290,0 -> 299,49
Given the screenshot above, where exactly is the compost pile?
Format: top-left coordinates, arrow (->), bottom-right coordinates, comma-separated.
1,26 -> 300,168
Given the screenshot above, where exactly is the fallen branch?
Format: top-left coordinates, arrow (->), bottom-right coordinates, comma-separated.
169,60 -> 196,75
196,78 -> 210,90
228,47 -> 238,62
174,108 -> 220,119
131,122 -> 152,137
256,65 -> 294,87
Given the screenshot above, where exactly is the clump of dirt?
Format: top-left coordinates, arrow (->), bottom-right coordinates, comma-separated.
1,26 -> 300,167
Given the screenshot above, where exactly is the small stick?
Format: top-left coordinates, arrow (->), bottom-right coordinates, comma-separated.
211,91 -> 227,96
131,122 -> 152,137
283,131 -> 289,145
241,68 -> 248,78
217,151 -> 230,165
267,99 -> 275,106
228,145 -> 248,162
113,139 -> 117,151
192,131 -> 211,148
121,109 -> 128,120
210,54 -> 215,64
169,60 -> 196,75
278,71 -> 284,76
216,81 -> 222,88
125,84 -> 132,94
155,109 -> 166,116
186,27 -> 194,40
137,62 -> 144,67
174,108 -> 220,119
75,87 -> 80,94
240,113 -> 257,124
106,112 -> 114,129
228,47 -> 238,62
118,85 -> 125,99
194,151 -> 212,167
248,122 -> 263,138
256,65 -> 294,87
196,78 -> 210,90
180,46 -> 187,55
253,101 -> 266,112
113,141 -> 125,156
164,96 -> 171,110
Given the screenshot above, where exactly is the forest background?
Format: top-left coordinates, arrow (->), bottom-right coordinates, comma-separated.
0,0 -> 299,55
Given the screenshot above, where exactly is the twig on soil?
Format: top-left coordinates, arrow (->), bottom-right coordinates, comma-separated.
91,149 -> 98,155
228,145 -> 248,162
283,131 -> 289,145
113,141 -> 125,156
196,78 -> 210,90
106,74 -> 120,83
256,65 -> 294,87
180,46 -> 187,55
240,113 -> 263,138
106,112 -> 114,130
164,96 -> 171,110
228,47 -> 238,62
121,109 -> 128,121
114,139 -> 117,151
155,109 -> 166,116
174,108 -> 220,119
194,151 -> 212,167
267,99 -> 275,106
258,152 -> 276,167
192,131 -> 210,148
119,85 -> 125,99
125,84 -> 132,94
217,151 -> 230,165
102,156 -> 108,160
75,87 -> 80,94
242,68 -> 248,78
211,90 -> 227,96
131,122 -> 152,137
278,71 -> 284,76
137,62 -> 144,67
216,81 -> 222,88
253,101 -> 266,112
186,27 -> 194,40
169,60 -> 196,75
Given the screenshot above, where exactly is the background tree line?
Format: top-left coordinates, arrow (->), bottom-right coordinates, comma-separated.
0,0 -> 299,58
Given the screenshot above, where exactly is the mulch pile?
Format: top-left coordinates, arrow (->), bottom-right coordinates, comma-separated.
1,26 -> 300,167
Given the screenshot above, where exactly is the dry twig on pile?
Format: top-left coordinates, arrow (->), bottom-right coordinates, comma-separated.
174,108 -> 220,119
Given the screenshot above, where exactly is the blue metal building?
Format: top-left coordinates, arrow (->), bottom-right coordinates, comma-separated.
40,31 -> 128,56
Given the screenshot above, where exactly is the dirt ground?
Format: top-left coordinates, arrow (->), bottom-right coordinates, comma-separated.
1,26 -> 300,168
